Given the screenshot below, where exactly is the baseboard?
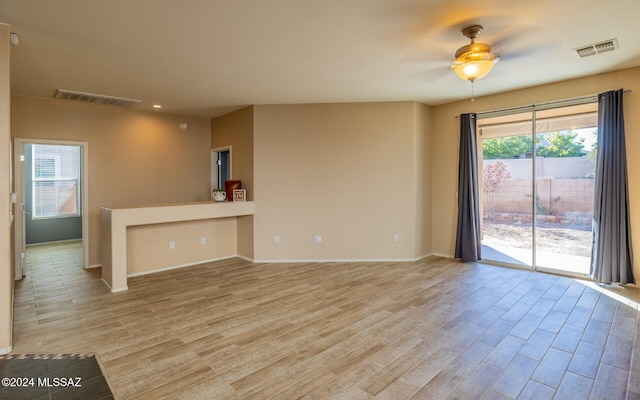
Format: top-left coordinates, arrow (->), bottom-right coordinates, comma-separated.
429,252 -> 454,259
0,346 -> 12,356
126,256 -> 237,278
415,253 -> 456,261
85,263 -> 102,270
236,255 -> 255,263
101,278 -> 128,293
249,253 -> 449,264
100,278 -> 112,292
252,257 -> 421,263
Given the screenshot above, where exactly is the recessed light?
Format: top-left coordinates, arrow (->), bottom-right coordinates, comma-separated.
153,104 -> 162,109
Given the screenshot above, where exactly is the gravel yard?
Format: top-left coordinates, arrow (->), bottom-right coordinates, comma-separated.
482,220 -> 592,257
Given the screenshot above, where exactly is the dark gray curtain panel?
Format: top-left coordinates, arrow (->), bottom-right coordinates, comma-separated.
455,113 -> 481,262
590,89 -> 635,284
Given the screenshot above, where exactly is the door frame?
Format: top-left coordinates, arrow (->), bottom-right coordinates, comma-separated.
477,103 -> 597,278
13,138 -> 89,279
478,110 -> 536,271
211,145 -> 232,193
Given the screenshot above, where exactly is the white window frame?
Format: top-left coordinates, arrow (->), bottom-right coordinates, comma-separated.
31,144 -> 81,219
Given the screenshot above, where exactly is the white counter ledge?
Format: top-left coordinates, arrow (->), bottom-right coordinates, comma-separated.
101,201 -> 255,292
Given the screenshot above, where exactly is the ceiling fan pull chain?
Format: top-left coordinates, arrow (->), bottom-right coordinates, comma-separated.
470,81 -> 476,102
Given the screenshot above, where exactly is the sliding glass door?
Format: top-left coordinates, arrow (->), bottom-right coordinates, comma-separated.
478,103 -> 598,276
480,111 -> 534,268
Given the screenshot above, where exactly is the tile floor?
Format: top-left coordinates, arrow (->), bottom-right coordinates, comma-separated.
9,241 -> 640,399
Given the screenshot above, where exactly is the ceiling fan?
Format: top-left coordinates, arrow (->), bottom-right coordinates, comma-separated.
451,24 -> 499,82
403,20 -> 560,94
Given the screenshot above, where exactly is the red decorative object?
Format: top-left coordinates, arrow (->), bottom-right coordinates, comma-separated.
225,180 -> 241,202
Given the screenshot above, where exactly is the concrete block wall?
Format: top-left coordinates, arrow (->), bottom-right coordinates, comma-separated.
484,178 -> 595,216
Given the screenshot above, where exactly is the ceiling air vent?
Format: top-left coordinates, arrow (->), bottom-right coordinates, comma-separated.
574,39 -> 618,58
55,89 -> 142,107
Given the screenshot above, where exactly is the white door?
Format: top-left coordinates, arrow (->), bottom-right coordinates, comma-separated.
14,141 -> 26,279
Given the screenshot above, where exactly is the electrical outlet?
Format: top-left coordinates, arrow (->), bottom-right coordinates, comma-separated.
274,235 -> 280,244
169,241 -> 176,250
314,235 -> 322,243
393,234 -> 399,242
200,237 -> 206,245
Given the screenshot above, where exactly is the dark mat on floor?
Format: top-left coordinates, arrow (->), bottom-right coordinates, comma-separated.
0,354 -> 113,400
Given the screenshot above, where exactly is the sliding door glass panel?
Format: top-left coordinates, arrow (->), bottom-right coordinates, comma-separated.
479,112 -> 534,268
533,105 -> 598,275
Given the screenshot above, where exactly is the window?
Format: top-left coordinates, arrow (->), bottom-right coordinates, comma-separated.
32,144 -> 81,218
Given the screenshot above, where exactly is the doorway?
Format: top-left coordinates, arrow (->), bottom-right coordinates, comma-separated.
478,103 -> 598,277
211,146 -> 231,193
13,139 -> 89,279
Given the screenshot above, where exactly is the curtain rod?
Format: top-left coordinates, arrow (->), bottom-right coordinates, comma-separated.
455,89 -> 631,119
478,111 -> 598,130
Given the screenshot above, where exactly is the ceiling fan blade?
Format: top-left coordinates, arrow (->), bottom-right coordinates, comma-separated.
497,39 -> 562,63
404,63 -> 452,83
402,14 -> 513,64
489,25 -> 562,62
402,44 -> 452,64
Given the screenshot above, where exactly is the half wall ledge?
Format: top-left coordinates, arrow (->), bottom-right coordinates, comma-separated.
101,201 -> 255,292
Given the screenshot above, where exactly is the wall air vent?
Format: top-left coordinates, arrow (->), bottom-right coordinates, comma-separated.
574,39 -> 618,58
55,89 -> 142,107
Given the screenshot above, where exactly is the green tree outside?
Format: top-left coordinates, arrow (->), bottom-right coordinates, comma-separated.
482,130 -> 586,159
537,131 -> 585,157
482,135 -> 532,159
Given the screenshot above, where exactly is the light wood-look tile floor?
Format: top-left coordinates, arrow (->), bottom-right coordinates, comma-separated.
12,242 -> 640,399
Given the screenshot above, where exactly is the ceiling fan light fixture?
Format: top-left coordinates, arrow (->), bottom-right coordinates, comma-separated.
453,58 -> 495,82
451,25 -> 497,82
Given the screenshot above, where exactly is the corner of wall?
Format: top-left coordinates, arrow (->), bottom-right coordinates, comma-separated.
413,102 -> 433,258
211,106 -> 255,260
0,22 -> 13,355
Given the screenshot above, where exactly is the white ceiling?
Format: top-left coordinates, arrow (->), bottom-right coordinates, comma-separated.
2,0 -> 640,118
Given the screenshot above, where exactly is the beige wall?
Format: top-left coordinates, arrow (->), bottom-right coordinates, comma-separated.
11,95 -> 212,266
252,102 -> 419,261
210,106 -> 255,259
210,106 -> 254,199
127,218 -> 237,275
1,24 -> 14,353
431,66 -> 640,279
413,102 -> 432,259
